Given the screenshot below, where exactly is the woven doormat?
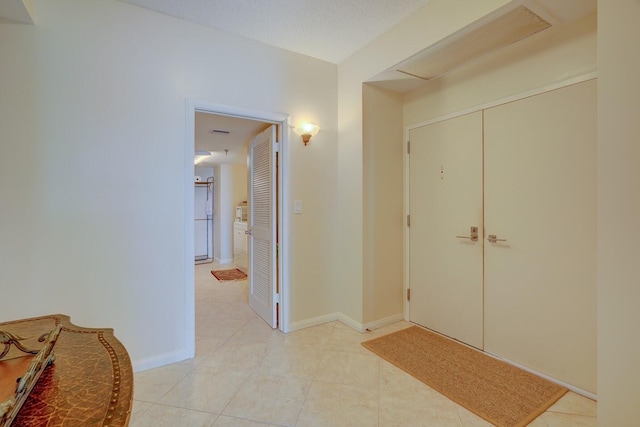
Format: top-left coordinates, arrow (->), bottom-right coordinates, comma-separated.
362,326 -> 567,427
211,268 -> 247,281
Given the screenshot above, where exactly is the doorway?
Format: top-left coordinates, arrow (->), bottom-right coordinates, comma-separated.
184,100 -> 290,358
406,80 -> 597,393
194,113 -> 267,266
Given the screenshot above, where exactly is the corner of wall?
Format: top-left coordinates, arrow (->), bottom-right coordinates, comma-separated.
132,349 -> 193,373
362,84 -> 405,325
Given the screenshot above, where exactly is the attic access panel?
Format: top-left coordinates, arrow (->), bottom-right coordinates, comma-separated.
397,6 -> 551,81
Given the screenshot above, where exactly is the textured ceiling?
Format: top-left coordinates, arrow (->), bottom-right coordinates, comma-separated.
118,0 -> 431,64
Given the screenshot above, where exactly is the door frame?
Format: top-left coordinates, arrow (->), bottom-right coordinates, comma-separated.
184,99 -> 291,358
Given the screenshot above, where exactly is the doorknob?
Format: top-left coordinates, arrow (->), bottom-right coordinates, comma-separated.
244,229 -> 252,235
456,226 -> 479,242
487,234 -> 507,243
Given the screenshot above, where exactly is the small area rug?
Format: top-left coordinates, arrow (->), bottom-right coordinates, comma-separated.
362,326 -> 567,427
211,268 -> 247,281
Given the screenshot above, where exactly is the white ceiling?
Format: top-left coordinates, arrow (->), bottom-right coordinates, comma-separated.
0,0 -> 34,24
118,0 -> 432,64
194,113 -> 269,167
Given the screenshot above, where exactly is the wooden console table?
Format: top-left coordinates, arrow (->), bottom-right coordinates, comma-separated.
0,315 -> 133,426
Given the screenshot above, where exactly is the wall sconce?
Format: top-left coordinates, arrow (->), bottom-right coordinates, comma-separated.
294,123 -> 320,146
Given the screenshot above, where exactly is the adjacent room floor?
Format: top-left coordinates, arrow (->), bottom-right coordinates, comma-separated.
130,262 -> 596,426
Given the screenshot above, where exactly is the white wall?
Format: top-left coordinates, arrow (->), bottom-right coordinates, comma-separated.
597,0 -> 640,423
0,0 -> 337,369
362,84 -> 404,325
213,165 -> 234,263
214,164 -> 247,263
195,167 -> 213,183
288,123 -> 339,325
231,164 -> 248,215
337,0 -> 510,326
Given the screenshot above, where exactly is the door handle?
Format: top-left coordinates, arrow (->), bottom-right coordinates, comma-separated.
456,226 -> 479,242
244,229 -> 252,235
487,234 -> 507,243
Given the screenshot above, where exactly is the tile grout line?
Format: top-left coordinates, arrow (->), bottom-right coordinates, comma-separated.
197,264 -> 257,424
291,322 -> 335,426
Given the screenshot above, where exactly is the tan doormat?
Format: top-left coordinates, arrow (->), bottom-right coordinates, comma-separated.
211,268 -> 247,281
362,326 -> 567,427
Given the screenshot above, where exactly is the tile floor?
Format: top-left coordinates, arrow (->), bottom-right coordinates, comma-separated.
131,262 -> 597,426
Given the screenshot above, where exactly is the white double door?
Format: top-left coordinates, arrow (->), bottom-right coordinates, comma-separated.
408,80 -> 596,392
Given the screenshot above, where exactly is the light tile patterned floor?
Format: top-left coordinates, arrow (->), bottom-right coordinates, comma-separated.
131,262 -> 597,426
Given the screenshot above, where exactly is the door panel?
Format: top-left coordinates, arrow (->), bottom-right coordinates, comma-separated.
409,111 -> 484,349
249,125 -> 277,328
484,81 -> 597,392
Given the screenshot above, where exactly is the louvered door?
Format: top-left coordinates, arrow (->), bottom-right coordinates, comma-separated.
248,125 -> 278,328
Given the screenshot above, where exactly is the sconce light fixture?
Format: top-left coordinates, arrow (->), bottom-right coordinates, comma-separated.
294,123 -> 320,146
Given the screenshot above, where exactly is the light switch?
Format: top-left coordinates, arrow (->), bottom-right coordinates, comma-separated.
294,200 -> 302,214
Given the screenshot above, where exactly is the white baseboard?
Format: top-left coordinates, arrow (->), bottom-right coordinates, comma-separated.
132,349 -> 193,373
337,313 -> 364,332
486,351 -> 598,401
363,313 -> 404,332
214,257 -> 233,264
133,313 -> 403,372
288,312 -> 402,334
288,313 -> 338,332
